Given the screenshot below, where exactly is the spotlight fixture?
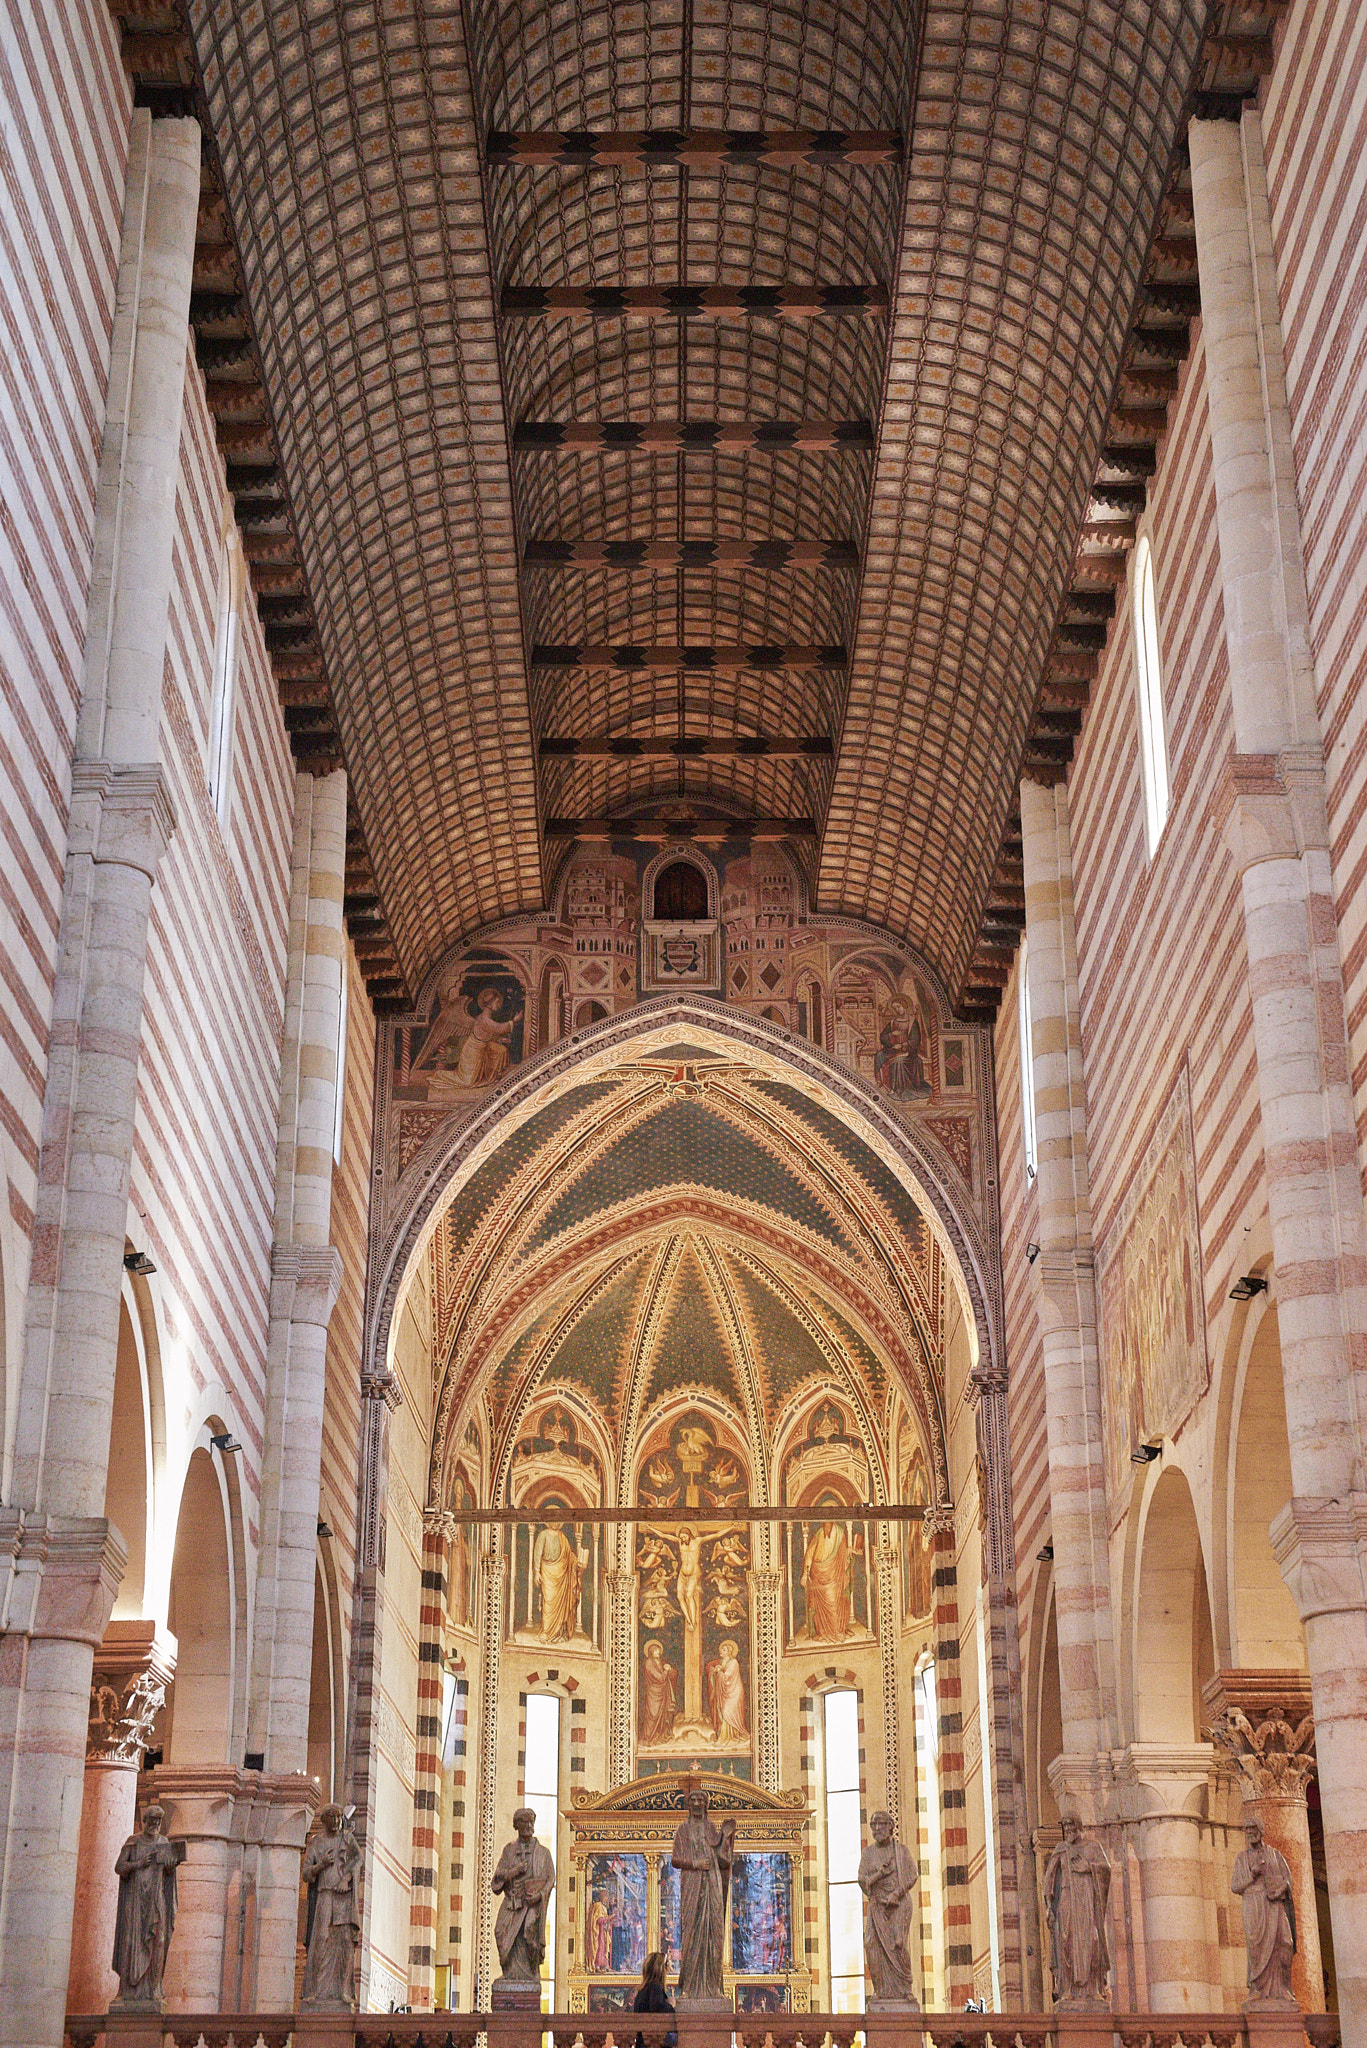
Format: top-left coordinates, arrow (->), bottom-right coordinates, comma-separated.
1036,1542 -> 1054,1562
1026,1242 -> 1041,1264
1129,1441 -> 1162,1466
1229,1273 -> 1269,1302
243,1750 -> 265,1772
210,1431 -> 242,1454
317,1519 -> 334,1539
123,1249 -> 156,1276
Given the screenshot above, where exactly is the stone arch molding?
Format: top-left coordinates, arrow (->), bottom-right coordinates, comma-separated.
368,996 -> 1004,1429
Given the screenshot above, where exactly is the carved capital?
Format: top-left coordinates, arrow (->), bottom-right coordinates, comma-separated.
68,761 -> 176,877
1203,1670 -> 1317,1802
422,1504 -> 457,1542
360,1369 -> 403,1411
922,1498 -> 955,1540
88,1620 -> 177,1764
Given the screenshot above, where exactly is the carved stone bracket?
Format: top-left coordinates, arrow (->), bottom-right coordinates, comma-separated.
1202,1670 -> 1317,1802
360,1369 -> 403,1411
87,1620 -> 178,1765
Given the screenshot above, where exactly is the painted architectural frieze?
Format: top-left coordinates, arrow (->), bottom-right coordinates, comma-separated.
381,832 -> 992,1237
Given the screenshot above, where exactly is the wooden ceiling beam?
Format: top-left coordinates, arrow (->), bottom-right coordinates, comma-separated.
532,643 -> 847,672
538,734 -> 834,758
487,128 -> 904,170
546,817 -> 817,842
502,283 -> 889,319
524,537 -> 859,569
514,419 -> 873,452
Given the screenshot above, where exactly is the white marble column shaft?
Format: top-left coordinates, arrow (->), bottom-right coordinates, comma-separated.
1191,110 -> 1367,2030
0,112 -> 199,2048
1020,780 -> 1119,1783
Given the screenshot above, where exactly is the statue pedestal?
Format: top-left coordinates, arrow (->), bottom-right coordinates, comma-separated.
1052,2014 -> 1114,2048
491,1979 -> 543,2010
675,1996 -> 732,2013
1244,2012 -> 1309,2048
103,2010 -> 167,2048
867,1997 -> 920,2011
295,2009 -> 358,2048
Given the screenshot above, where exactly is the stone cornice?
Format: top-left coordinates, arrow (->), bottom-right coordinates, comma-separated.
68,761 -> 177,877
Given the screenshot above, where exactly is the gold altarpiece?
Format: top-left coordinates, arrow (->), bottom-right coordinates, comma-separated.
564,1772 -> 812,2014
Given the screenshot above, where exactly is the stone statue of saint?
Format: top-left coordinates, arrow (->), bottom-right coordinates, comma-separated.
492,1808 -> 556,1990
670,1784 -> 737,2008
1042,1816 -> 1111,2010
301,1803 -> 361,2009
858,1811 -> 920,2007
1231,1817 -> 1297,2009
112,1804 -> 186,2008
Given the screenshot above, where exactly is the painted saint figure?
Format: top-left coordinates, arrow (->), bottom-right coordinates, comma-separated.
301,1804 -> 361,2009
705,1638 -> 748,1741
801,1519 -> 856,1640
670,1787 -> 737,2006
448,1519 -> 471,1628
455,985 -> 523,1086
533,1521 -> 586,1641
586,1880 -> 618,1972
1231,1817 -> 1297,2009
1042,1817 -> 1111,2010
858,1812 -> 919,2006
492,1807 -> 556,1987
639,1638 -> 679,1745
112,1804 -> 186,2008
874,999 -> 927,1097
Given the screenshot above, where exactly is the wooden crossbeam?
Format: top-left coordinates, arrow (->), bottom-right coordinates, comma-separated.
524,537 -> 858,569
442,1503 -> 928,1525
487,128 -> 903,170
531,643 -> 846,671
502,284 -> 888,319
514,419 -> 873,452
546,816 -> 817,842
538,734 -> 834,758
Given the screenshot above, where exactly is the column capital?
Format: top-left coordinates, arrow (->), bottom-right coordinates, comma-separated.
1215,746 -> 1330,870
1203,1671 -> 1316,1803
88,1620 -> 178,1764
1113,1740 -> 1216,1818
1271,1492 -> 1367,1624
1034,1245 -> 1096,1310
271,1240 -> 344,1326
0,1509 -> 127,1647
360,1369 -> 403,1411
68,762 -> 176,877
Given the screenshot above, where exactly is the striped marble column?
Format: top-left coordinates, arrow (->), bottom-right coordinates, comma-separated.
1191,109 -> 1367,2035
1019,781 -> 1120,1789
0,112 -> 199,2048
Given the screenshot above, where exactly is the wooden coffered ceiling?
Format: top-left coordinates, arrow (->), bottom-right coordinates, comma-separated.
110,1 -> 1285,1016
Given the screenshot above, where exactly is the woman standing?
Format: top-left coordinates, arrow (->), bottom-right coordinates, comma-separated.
633,1950 -> 677,2048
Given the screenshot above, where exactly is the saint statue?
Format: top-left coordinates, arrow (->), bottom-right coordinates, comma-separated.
532,1522 -> 587,1641
492,1807 -> 556,1991
112,1804 -> 186,2008
670,1785 -> 737,2008
858,1811 -> 920,2007
801,1520 -> 856,1640
640,1638 -> 679,1744
1231,1817 -> 1297,2009
301,1803 -> 361,2009
1042,1817 -> 1111,2010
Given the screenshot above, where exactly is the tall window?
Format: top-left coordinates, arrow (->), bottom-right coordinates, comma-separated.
331,965 -> 349,1165
207,532 -> 243,826
1019,941 -> 1037,1182
823,1688 -> 864,2011
523,1692 -> 561,2006
1133,537 -> 1170,854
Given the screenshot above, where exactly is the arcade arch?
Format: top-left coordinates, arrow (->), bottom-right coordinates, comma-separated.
1133,1464 -> 1215,1746
359,1002 -> 1015,2014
